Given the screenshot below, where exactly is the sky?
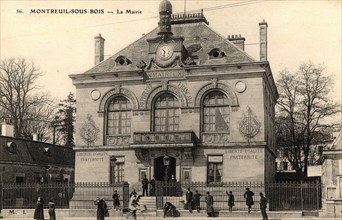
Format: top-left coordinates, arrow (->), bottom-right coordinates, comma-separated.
1,0 -> 341,104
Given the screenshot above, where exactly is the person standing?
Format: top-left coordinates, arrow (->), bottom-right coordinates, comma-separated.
150,175 -> 156,196
48,198 -> 56,220
94,197 -> 108,220
226,191 -> 234,212
244,187 -> 254,213
205,192 -> 214,217
34,196 -> 44,220
193,190 -> 202,212
185,188 -> 194,213
129,189 -> 137,198
112,190 -> 120,211
141,175 -> 149,196
259,192 -> 268,220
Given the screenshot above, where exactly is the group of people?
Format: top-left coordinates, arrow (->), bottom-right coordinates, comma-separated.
227,187 -> 268,220
33,197 -> 56,220
35,187 -> 267,220
181,187 -> 268,220
141,175 -> 156,196
184,188 -> 215,217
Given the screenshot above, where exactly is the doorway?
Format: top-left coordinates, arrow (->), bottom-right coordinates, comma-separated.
154,156 -> 176,182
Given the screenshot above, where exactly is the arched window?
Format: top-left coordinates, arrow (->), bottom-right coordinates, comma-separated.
203,91 -> 230,132
153,93 -> 180,132
106,96 -> 132,135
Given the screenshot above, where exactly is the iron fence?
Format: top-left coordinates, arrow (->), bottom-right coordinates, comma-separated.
156,180 -> 321,211
0,182 -> 129,210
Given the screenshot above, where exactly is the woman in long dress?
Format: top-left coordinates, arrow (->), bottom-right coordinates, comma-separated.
34,196 -> 44,220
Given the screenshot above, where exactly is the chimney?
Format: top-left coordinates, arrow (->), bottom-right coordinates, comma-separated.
94,33 -> 105,65
1,122 -> 14,137
259,19 -> 268,61
228,34 -> 245,51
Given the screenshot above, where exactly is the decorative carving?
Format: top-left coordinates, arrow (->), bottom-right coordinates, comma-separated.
211,78 -> 218,88
202,133 -> 230,144
135,149 -> 150,162
184,57 -> 196,65
183,148 -> 193,160
106,135 -> 131,146
142,84 -> 188,109
136,60 -> 147,70
133,131 -> 194,144
79,114 -> 100,146
99,87 -> 139,112
239,107 -> 261,142
161,80 -> 168,90
194,82 -> 239,107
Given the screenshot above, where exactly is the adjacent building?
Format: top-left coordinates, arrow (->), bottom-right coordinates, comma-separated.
0,123 -> 75,184
70,0 -> 278,190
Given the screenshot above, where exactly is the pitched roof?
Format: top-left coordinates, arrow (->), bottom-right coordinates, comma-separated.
84,22 -> 256,74
0,136 -> 74,167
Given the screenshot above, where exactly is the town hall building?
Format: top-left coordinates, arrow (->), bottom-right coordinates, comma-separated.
70,0 -> 278,190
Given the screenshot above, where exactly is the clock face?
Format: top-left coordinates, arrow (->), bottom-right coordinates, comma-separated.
157,44 -> 173,60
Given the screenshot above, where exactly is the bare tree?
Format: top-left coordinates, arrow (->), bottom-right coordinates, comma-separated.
0,58 -> 51,137
276,62 -> 340,175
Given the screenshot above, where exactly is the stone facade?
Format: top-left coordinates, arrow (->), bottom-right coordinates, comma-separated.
70,0 -> 278,191
321,130 -> 342,217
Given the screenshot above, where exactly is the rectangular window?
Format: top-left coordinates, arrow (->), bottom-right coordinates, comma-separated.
139,168 -> 148,182
110,157 -> 125,183
207,156 -> 223,184
15,174 -> 25,184
107,111 -> 131,135
204,107 -> 229,132
182,168 -> 192,184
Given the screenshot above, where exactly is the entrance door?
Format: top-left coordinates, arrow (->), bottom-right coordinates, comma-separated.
154,156 -> 176,182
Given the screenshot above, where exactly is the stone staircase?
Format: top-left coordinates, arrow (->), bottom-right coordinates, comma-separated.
138,196 -> 157,212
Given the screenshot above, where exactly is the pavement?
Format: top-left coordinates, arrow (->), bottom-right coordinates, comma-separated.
1,216 -> 341,220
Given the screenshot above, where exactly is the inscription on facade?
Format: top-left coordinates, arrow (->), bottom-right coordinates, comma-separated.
77,152 -> 108,162
140,84 -> 153,108
146,70 -> 185,79
178,82 -> 192,105
226,149 -> 262,160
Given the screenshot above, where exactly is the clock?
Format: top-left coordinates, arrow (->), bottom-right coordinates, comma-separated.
157,44 -> 173,60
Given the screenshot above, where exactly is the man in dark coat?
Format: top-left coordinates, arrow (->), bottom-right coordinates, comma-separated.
226,191 -> 234,212
163,201 -> 176,218
150,176 -> 156,196
141,175 -> 149,196
94,197 -> 108,220
48,198 -> 56,220
193,190 -> 202,212
259,192 -> 268,220
185,188 -> 194,213
34,196 -> 44,220
205,192 -> 214,217
112,190 -> 120,211
244,187 -> 254,213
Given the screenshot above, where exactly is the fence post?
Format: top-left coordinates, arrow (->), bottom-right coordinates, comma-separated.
300,180 -> 303,212
316,180 -> 319,210
0,182 -> 3,216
